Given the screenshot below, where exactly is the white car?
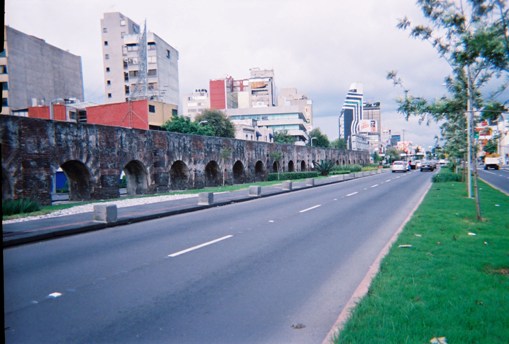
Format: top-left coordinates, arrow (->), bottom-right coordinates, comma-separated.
391,160 -> 407,173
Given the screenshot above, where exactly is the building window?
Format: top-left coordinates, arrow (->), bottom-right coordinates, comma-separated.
149,105 -> 155,113
121,32 -> 126,38
148,69 -> 157,76
107,80 -> 111,85
0,65 -> 7,74
106,67 -> 110,72
125,85 -> 130,95
2,97 -> 8,107
126,44 -> 138,52
148,56 -> 157,64
104,41 -> 108,46
166,49 -> 171,59
102,27 -> 108,33
107,93 -> 112,98
120,19 -> 126,26
2,82 -> 8,90
105,54 -> 110,60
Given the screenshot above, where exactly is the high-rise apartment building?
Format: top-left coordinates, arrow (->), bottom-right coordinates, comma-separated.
100,12 -> 179,106
1,26 -> 84,116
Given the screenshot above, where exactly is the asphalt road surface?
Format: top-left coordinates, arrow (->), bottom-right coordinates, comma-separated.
478,165 -> 509,195
4,170 -> 432,344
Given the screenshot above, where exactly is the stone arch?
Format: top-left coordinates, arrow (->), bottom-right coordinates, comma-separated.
2,166 -> 12,200
232,160 -> 245,184
170,160 -> 189,190
254,160 -> 265,181
124,160 -> 149,195
288,160 -> 295,172
300,160 -> 306,171
272,161 -> 280,173
60,160 -> 92,201
205,160 -> 221,187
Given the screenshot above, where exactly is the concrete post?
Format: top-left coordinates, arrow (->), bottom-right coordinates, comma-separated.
93,204 -> 118,223
282,181 -> 293,190
198,192 -> 214,205
305,178 -> 315,186
249,186 -> 261,197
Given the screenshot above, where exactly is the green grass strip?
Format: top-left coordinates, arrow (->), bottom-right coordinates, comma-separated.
335,180 -> 509,343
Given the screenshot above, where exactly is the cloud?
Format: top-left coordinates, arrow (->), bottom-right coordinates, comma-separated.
6,0 -> 449,148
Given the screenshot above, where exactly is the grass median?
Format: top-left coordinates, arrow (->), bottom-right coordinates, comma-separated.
335,179 -> 509,343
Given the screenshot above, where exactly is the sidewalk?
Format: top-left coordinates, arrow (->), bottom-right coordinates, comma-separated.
3,171 -> 382,248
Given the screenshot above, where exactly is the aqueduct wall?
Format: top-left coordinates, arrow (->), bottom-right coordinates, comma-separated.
1,116 -> 369,205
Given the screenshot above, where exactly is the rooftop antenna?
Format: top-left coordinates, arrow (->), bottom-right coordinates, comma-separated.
123,19 -> 148,128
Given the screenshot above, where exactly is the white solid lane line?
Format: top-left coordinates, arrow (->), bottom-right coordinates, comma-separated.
371,184 -> 379,188
299,204 -> 321,213
168,235 -> 233,258
346,192 -> 358,197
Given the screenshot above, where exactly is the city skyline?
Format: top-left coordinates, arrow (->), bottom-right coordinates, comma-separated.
6,0 -> 449,148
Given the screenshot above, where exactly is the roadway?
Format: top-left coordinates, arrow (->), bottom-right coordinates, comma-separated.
478,165 -> 509,195
4,170 -> 432,344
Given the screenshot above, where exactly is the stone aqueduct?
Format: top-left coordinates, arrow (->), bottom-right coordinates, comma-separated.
1,116 -> 369,205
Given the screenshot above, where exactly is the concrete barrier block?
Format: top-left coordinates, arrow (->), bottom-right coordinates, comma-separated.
282,181 -> 293,190
198,192 -> 214,205
305,178 -> 315,186
249,186 -> 261,197
93,204 -> 117,223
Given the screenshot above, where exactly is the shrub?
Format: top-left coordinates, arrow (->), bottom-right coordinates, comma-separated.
314,160 -> 336,176
432,172 -> 463,183
267,171 -> 319,181
2,198 -> 42,216
332,164 -> 362,173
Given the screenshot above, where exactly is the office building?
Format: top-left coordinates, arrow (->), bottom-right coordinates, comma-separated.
208,68 -> 311,143
100,12 -> 179,106
339,83 -> 364,150
1,26 -> 84,116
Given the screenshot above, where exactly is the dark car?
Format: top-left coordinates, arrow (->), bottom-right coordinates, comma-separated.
420,160 -> 435,172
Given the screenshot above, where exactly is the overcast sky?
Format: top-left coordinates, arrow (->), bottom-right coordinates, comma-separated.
6,0 -> 455,149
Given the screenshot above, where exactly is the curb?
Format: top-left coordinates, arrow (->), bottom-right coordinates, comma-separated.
3,169 -> 387,248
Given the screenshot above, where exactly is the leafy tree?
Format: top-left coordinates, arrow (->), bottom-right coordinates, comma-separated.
162,116 -> 214,136
273,130 -> 295,144
308,128 -> 330,148
330,138 -> 347,149
388,0 -> 509,221
195,110 -> 235,138
372,151 -> 381,163
385,147 -> 403,163
388,0 -> 508,160
483,138 -> 498,154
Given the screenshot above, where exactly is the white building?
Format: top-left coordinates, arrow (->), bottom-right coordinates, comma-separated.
182,89 -> 210,121
227,105 -> 309,144
100,12 -> 179,106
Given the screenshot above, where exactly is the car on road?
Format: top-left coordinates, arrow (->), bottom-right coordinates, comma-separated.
420,160 -> 436,172
391,160 -> 407,173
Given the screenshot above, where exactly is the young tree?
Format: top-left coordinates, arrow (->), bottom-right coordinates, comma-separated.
388,0 -> 509,221
162,116 -> 214,136
195,110 -> 236,138
308,128 -> 330,148
330,138 -> 347,150
273,130 -> 295,144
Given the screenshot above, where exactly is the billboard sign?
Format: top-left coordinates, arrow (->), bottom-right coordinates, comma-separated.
358,119 -> 377,133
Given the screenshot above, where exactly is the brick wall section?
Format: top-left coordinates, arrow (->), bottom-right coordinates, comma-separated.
1,116 -> 369,205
